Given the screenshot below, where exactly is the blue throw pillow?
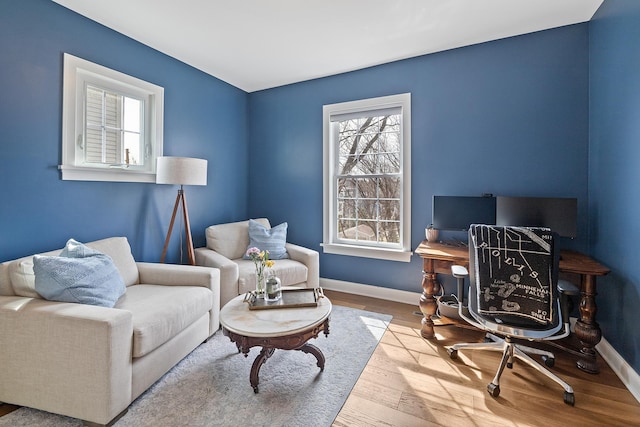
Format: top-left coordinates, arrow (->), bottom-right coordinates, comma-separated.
33,239 -> 126,308
244,219 -> 289,260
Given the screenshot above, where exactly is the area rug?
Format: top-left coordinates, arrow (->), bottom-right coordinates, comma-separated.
0,305 -> 391,427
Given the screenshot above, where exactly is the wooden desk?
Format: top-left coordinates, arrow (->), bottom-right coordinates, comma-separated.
414,240 -> 610,374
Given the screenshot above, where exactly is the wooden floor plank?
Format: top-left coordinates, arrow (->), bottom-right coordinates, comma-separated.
325,289 -> 640,427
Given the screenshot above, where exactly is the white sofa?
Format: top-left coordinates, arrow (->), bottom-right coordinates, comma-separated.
0,237 -> 220,426
195,218 -> 319,308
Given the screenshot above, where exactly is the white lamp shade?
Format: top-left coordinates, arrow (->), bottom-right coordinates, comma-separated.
156,157 -> 207,186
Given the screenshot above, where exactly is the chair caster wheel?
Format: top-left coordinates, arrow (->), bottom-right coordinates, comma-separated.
487,383 -> 500,397
507,362 -> 513,369
542,355 -> 555,368
447,348 -> 458,359
564,391 -> 575,406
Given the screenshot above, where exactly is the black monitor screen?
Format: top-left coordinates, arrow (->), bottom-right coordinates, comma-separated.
495,196 -> 577,238
432,196 -> 497,231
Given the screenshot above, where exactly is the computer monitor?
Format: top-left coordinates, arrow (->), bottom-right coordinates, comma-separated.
432,196 -> 496,231
495,196 -> 577,238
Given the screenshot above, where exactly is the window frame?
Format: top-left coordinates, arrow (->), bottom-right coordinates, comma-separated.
60,53 -> 164,182
322,93 -> 412,262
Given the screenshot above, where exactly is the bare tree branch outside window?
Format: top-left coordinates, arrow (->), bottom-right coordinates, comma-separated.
336,114 -> 401,244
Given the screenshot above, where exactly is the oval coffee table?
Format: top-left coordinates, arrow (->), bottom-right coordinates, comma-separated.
220,292 -> 332,392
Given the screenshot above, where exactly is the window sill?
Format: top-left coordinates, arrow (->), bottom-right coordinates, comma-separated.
321,243 -> 412,262
59,165 -> 156,183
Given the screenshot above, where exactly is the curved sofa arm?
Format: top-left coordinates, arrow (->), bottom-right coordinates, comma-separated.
194,248 -> 239,309
286,243 -> 320,288
136,262 -> 220,334
0,296 -> 133,425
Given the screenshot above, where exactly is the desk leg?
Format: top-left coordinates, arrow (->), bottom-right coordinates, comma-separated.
573,274 -> 602,374
419,258 -> 440,339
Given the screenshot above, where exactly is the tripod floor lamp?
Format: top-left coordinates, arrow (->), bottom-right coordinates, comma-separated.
156,156 -> 208,265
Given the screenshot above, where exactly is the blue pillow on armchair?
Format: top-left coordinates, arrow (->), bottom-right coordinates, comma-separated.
34,239 -> 126,308
244,219 -> 289,260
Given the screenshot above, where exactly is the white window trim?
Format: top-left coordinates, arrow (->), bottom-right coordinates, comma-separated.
60,53 -> 164,182
322,93 -> 412,262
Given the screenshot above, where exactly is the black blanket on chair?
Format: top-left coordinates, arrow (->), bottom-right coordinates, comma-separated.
471,225 -> 555,326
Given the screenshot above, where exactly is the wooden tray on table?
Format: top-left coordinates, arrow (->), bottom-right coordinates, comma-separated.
243,287 -> 324,310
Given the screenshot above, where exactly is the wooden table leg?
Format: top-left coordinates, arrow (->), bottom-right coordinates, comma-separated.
228,317 -> 330,392
297,343 -> 325,371
573,274 -> 602,374
419,258 -> 440,339
250,347 -> 275,393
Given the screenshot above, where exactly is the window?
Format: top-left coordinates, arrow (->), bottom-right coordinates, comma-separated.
60,53 -> 164,182
323,93 -> 411,262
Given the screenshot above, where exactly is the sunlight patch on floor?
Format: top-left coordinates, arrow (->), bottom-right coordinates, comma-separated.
359,315 -> 390,341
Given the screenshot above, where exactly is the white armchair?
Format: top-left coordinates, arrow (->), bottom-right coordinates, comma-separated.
195,218 -> 319,307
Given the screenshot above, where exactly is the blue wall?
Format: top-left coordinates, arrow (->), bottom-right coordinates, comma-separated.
589,0 -> 640,373
0,0 -> 249,263
248,24 -> 590,294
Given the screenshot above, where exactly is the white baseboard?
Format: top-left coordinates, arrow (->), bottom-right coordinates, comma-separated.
319,278 -> 422,307
596,336 -> 640,403
321,278 -> 640,404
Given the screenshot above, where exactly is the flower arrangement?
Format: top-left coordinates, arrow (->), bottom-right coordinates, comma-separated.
246,247 -> 274,295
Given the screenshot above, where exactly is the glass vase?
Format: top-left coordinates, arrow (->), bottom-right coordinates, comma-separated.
265,270 -> 282,302
255,272 -> 266,299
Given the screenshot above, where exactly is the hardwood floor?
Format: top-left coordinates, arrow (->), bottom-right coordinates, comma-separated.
326,289 -> 640,427
2,290 -> 639,426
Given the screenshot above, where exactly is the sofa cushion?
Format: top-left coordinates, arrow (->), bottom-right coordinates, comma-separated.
33,239 -> 126,308
205,218 -> 270,260
8,257 -> 39,298
244,219 -> 289,260
116,284 -> 213,358
86,237 -> 139,286
237,258 -> 308,295
8,237 -> 139,299
8,247 -> 62,298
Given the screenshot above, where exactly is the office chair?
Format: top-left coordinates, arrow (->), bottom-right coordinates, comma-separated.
447,224 -> 575,405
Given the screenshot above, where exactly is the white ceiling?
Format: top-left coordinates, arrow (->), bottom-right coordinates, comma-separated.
52,0 -> 603,93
